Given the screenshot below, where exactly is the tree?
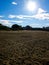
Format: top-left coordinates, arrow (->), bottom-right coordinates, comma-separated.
0,24 -> 11,30
45,26 -> 49,31
24,25 -> 33,30
42,26 -> 49,31
11,24 -> 23,30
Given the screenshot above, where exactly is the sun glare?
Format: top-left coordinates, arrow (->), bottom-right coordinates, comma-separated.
26,1 -> 36,12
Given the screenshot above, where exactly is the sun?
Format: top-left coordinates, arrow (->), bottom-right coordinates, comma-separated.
26,1 -> 36,12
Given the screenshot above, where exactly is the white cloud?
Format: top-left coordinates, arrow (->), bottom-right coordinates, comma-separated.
0,16 -> 4,18
10,20 -> 23,23
8,15 -> 25,19
16,15 -> 25,19
8,8 -> 49,20
0,19 -> 9,25
37,8 -> 46,14
0,19 -> 23,27
8,15 -> 24,19
30,23 -> 42,28
33,8 -> 49,20
8,15 -> 16,18
8,15 -> 33,19
12,2 -> 17,5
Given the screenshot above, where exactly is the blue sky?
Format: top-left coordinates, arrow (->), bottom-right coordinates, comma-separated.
0,0 -> 49,28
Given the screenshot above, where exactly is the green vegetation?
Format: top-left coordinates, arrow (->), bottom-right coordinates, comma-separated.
0,23 -> 49,31
0,24 -> 11,31
0,31 -> 49,65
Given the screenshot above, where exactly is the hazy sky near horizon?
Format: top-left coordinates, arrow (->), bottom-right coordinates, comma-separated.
0,0 -> 49,27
